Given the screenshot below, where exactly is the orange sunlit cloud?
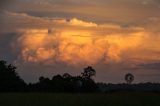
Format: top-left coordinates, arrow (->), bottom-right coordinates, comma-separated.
1,0 -> 160,83
15,18 -> 154,66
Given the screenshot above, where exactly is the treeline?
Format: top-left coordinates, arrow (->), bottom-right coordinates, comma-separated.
28,74 -> 96,92
0,60 -> 160,92
0,60 -> 26,92
0,60 -> 97,92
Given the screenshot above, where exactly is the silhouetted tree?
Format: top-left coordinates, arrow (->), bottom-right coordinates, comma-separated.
81,66 -> 96,79
80,66 -> 97,92
63,73 -> 72,79
37,76 -> 51,92
0,60 -> 26,92
39,76 -> 45,82
51,75 -> 65,92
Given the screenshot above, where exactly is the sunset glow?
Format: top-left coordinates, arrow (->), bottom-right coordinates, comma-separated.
1,0 -> 160,83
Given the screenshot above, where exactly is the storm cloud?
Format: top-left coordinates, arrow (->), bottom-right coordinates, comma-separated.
0,0 -> 160,83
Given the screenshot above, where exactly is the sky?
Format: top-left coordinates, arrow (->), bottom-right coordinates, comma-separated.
0,0 -> 160,83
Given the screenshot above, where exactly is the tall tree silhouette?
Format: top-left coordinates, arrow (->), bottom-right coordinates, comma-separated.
0,60 -> 26,92
81,66 -> 96,79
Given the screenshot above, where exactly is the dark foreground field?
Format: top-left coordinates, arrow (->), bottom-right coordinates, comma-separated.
0,92 -> 160,106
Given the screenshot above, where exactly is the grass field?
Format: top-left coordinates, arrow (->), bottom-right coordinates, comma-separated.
0,92 -> 160,106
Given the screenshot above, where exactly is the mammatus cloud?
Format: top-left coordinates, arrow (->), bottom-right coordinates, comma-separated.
13,18 -> 149,66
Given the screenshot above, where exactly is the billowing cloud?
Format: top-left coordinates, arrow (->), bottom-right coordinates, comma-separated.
1,9 -> 160,82
13,17 -> 149,66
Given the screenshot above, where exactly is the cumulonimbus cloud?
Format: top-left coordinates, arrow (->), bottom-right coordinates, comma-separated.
3,10 -> 159,66
14,18 -> 148,66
